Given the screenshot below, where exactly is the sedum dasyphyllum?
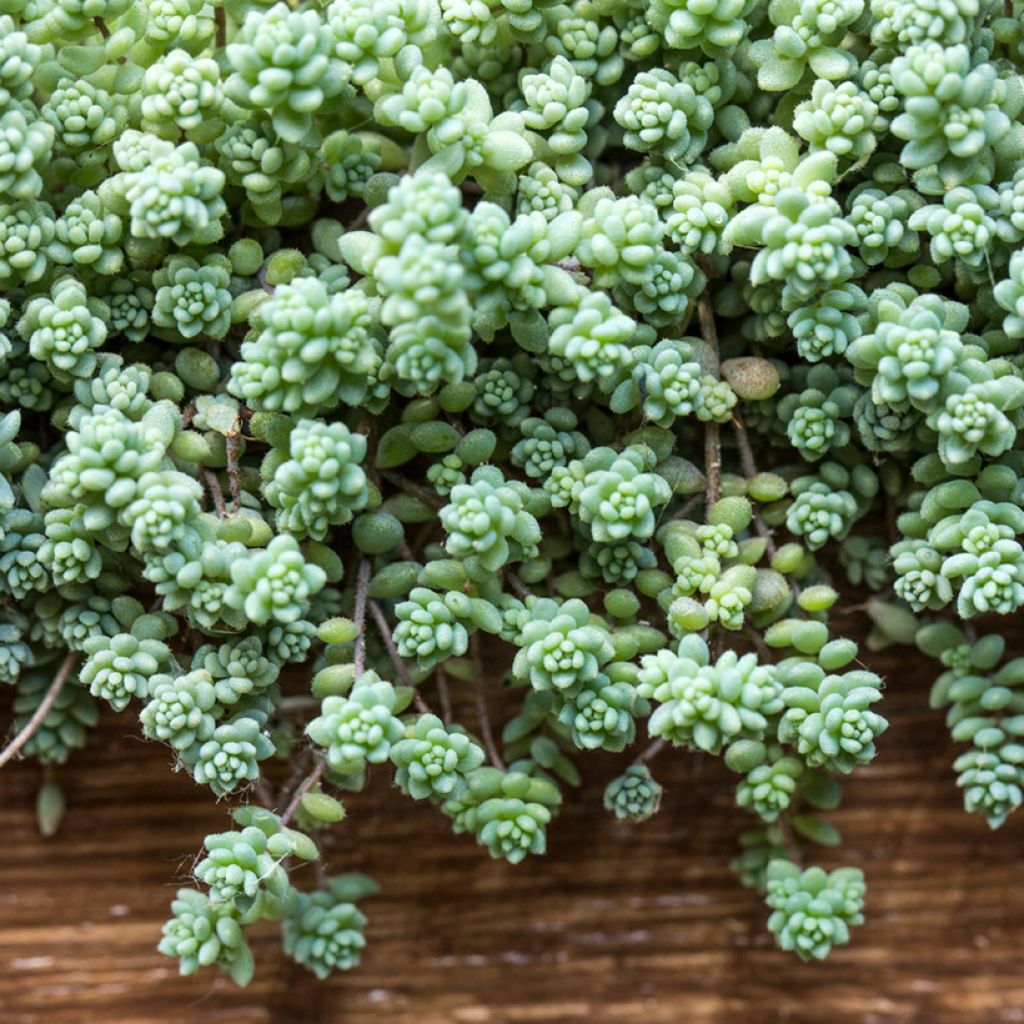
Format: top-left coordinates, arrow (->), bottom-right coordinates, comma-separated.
4,0 -> 1024,985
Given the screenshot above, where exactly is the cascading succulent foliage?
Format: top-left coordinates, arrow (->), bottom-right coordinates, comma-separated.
2,0 -> 1024,986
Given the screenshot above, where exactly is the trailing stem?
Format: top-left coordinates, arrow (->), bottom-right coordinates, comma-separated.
0,653 -> 79,770
697,292 -> 721,518
732,414 -> 777,557
369,599 -> 431,714
281,558 -> 372,825
470,634 -> 505,771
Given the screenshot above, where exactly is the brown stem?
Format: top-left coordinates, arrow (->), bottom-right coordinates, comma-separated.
348,205 -> 372,231
632,738 -> 666,767
281,559 -> 372,824
470,635 -> 505,771
215,5 -> 226,48
274,746 -> 313,810
380,471 -> 444,509
777,813 -> 803,867
732,414 -> 757,479
703,428 -> 721,517
203,470 -> 226,518
436,665 -> 452,724
226,431 -> 243,509
885,493 -> 899,546
352,559 -> 370,677
368,599 -> 431,714
732,415 -> 777,557
697,292 -> 721,519
254,778 -> 275,806
505,572 -> 530,599
696,292 -> 719,371
280,761 -> 324,827
0,653 -> 78,769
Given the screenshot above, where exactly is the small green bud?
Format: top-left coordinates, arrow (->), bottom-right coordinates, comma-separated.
438,382 -> 476,413
232,289 -> 267,324
311,219 -> 343,262
721,473 -> 748,497
799,773 -> 842,811
469,598 -> 503,633
604,589 -> 640,619
368,561 -> 420,599
352,512 -> 404,554
365,171 -> 401,206
736,537 -> 768,564
629,625 -> 668,654
772,543 -> 806,575
606,660 -> 640,685
264,247 -> 306,285
658,456 -> 705,494
798,585 -> 838,613
553,571 -> 597,598
818,638 -> 858,671
381,493 -> 435,523
748,473 -> 789,503
720,358 -> 780,400
151,372 -> 185,403
749,568 -> 792,617
456,429 -> 497,466
866,599 -> 918,645
175,348 -> 220,391
401,398 -> 440,423
765,619 -> 797,648
318,617 -> 358,644
710,496 -> 753,533
783,619 -> 830,653
669,596 -> 709,632
518,556 -> 552,584
305,540 -> 344,582
170,430 -> 214,464
313,663 -> 357,697
250,412 -> 294,450
418,559 -> 468,591
300,791 -> 346,824
611,631 -> 640,661
217,515 -> 253,543
376,425 -> 418,469
636,569 -> 673,599
791,816 -> 841,847
229,238 -> 264,276
410,421 -> 460,454
625,427 -> 674,464
725,740 -> 767,774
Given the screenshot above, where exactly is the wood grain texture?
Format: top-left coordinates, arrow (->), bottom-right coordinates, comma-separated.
3,652 -> 1024,1024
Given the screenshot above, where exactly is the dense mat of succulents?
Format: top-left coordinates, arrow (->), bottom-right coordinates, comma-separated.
1,0 -> 1023,983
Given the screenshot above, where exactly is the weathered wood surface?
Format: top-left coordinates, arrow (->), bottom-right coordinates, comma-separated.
3,653 -> 1024,1024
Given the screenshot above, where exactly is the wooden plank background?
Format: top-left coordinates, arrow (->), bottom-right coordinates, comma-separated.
3,650 -> 1024,1024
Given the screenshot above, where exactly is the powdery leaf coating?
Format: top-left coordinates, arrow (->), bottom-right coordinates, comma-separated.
225,534 -> 327,626
9,0 -> 1024,980
306,671 -> 405,771
646,635 -> 784,754
764,861 -> 865,961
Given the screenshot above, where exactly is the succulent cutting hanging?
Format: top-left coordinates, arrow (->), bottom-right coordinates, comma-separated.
2,0 -> 1024,982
